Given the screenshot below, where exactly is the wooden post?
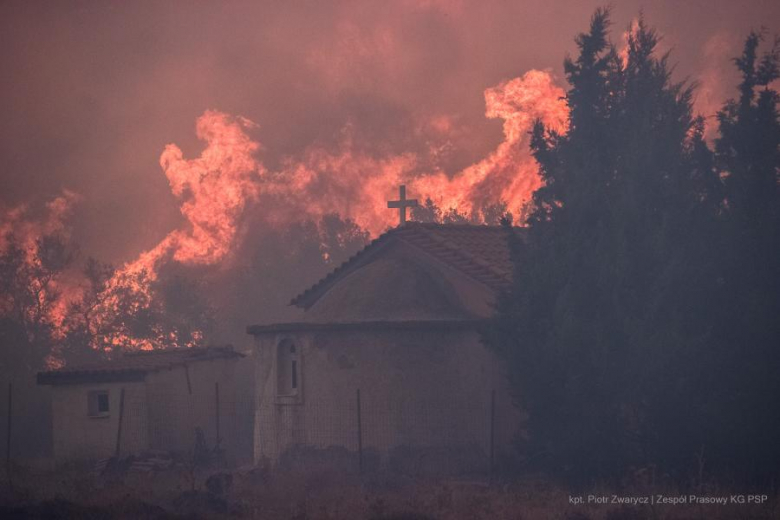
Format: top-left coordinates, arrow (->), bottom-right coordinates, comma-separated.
184,365 -> 192,395
115,387 -> 125,458
6,383 -> 12,491
215,382 -> 221,445
489,389 -> 496,479
356,388 -> 363,474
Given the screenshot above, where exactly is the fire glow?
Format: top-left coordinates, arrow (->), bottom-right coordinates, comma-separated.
119,68 -> 567,280
2,69 -> 568,356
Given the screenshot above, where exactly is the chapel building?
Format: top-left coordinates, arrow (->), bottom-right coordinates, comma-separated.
248,222 -> 523,472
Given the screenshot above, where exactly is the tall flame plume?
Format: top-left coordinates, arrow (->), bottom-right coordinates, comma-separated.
2,69 -> 569,359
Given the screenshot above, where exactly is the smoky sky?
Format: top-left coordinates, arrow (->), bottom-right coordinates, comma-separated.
2,0 -> 778,263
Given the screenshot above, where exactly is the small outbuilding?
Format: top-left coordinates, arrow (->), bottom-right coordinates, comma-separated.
37,346 -> 246,465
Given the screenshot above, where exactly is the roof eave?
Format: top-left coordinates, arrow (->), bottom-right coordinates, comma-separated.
36,369 -> 147,386
247,318 -> 486,336
36,349 -> 246,386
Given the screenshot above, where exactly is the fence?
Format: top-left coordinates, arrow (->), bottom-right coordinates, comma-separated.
0,380 -> 255,470
144,383 -> 256,466
256,388 -> 519,477
2,380 -> 519,479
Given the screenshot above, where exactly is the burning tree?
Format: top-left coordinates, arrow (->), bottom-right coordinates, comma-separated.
61,259 -> 215,364
0,233 -> 74,374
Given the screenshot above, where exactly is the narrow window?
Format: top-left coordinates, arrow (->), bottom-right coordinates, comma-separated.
277,339 -> 300,396
88,390 -> 110,417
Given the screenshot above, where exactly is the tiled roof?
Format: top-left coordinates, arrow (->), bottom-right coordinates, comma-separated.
37,346 -> 243,385
290,222 -> 522,309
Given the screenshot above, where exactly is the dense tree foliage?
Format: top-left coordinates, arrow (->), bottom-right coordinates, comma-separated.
709,31 -> 780,482
412,198 -> 514,225
0,232 -> 75,457
485,9 -> 779,485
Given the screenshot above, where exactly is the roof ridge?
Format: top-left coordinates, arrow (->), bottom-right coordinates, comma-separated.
288,225 -> 401,307
288,222 -> 520,309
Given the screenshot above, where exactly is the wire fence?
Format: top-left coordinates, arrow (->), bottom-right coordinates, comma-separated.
0,380 -> 256,474
143,385 -> 256,467
2,380 -> 519,480
257,388 -> 519,476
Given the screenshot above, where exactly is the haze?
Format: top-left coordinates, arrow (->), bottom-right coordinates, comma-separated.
1,0 -> 778,263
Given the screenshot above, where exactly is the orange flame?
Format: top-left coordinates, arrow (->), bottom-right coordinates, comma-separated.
120,111 -> 264,280
80,113 -> 266,353
120,69 -> 567,271
277,69 -> 567,233
277,69 -> 567,234
413,69 -> 568,219
4,70 -> 568,358
0,190 -> 80,258
0,190 -> 81,347
618,18 -> 640,68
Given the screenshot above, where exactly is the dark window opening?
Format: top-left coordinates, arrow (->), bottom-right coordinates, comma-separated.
88,390 -> 110,417
97,393 -> 109,413
277,339 -> 301,397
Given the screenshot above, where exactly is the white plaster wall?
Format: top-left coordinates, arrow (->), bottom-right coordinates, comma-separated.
49,357 -> 250,465
50,381 -> 148,463
145,358 -> 246,464
254,329 -> 521,465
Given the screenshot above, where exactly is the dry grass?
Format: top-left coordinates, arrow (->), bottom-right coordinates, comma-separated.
0,463 -> 777,519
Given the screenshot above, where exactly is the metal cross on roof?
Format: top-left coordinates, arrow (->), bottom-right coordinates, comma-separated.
387,185 -> 418,226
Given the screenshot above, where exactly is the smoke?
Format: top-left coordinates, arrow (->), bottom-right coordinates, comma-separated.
0,190 -> 81,256
617,21 -> 739,140
118,69 -> 566,276
3,1 -> 777,360
3,1 -> 777,265
695,32 -> 741,139
54,68 -> 565,355
414,70 -> 568,219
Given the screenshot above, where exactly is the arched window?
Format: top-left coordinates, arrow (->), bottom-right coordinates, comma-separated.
277,339 -> 300,396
